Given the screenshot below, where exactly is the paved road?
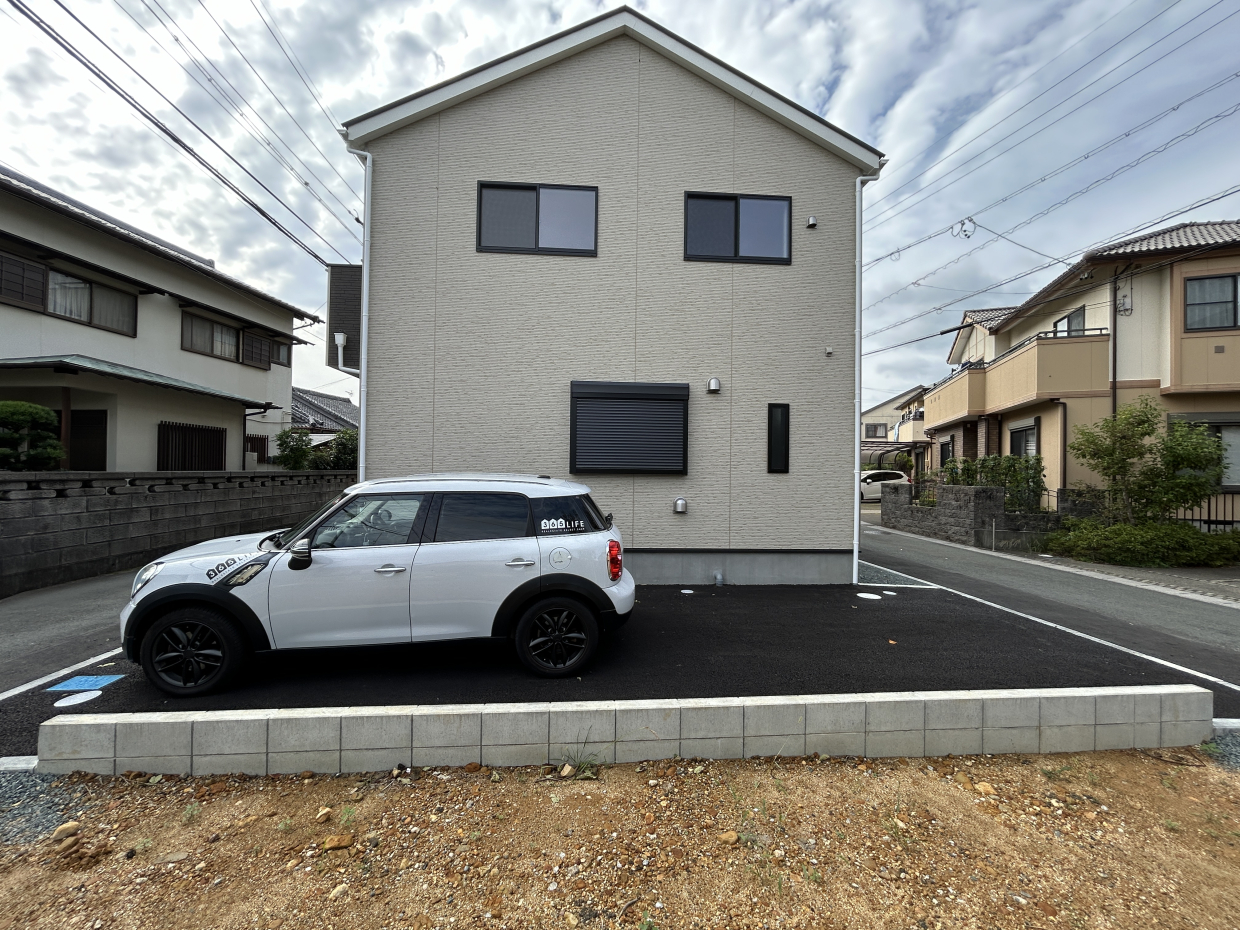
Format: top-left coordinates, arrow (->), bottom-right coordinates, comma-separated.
859,522 -> 1240,693
0,582 -> 1225,755
0,572 -> 129,694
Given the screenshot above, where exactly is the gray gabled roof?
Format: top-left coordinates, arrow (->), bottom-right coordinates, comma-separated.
862,384 -> 927,418
291,387 -> 359,431
1089,220 -> 1240,258
343,6 -> 883,171
0,355 -> 276,409
0,166 -> 321,323
961,306 -> 1019,332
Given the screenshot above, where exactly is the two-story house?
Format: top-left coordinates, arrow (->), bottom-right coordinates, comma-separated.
0,167 -> 320,471
923,221 -> 1240,490
861,384 -> 929,472
332,6 -> 884,584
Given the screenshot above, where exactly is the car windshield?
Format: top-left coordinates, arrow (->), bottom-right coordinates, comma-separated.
276,493 -> 348,548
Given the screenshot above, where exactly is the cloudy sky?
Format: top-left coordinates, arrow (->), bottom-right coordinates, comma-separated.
4,0 -> 1240,405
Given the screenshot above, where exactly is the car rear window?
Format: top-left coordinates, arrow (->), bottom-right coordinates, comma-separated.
531,496 -> 605,535
433,493 -> 531,542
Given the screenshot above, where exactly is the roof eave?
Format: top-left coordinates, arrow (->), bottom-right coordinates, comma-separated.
343,7 -> 882,171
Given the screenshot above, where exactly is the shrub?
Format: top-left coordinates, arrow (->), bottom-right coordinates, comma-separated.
272,427 -> 313,470
1043,518 -> 1240,567
938,454 -> 1047,512
0,401 -> 66,471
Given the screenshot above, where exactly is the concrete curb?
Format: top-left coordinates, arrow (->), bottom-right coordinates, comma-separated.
36,685 -> 1214,776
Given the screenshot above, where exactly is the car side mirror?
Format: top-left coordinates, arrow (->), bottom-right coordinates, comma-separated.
289,538 -> 312,570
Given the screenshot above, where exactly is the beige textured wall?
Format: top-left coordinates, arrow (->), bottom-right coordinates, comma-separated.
363,36 -> 858,550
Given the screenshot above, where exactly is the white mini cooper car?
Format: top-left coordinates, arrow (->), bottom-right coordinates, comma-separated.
121,475 -> 635,696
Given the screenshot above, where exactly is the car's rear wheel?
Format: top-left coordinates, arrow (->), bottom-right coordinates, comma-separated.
513,597 -> 599,678
140,607 -> 247,697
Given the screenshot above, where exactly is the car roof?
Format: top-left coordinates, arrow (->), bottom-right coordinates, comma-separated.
345,473 -> 594,498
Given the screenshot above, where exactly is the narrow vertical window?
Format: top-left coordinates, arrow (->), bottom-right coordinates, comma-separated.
768,404 -> 789,473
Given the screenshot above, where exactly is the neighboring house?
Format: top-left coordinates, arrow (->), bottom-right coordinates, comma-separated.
0,167 -> 319,471
290,387 -> 360,454
860,384 -> 928,471
923,221 -> 1240,491
333,6 -> 883,583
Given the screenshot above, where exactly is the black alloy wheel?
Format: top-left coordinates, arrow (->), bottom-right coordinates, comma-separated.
140,607 -> 246,696
514,597 -> 599,678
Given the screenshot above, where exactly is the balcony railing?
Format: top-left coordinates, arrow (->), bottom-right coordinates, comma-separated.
930,328 -> 1109,390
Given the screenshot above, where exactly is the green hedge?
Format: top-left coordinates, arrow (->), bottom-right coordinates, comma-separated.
1042,519 -> 1240,567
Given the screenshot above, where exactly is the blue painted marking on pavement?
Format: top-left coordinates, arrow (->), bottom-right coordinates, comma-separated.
46,675 -> 124,692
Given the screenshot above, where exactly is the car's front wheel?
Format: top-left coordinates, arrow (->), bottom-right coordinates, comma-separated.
140,607 -> 247,697
513,597 -> 599,678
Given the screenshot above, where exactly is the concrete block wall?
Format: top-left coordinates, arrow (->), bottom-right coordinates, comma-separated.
881,483 -> 1060,550
0,470 -> 356,598
37,685 -> 1214,776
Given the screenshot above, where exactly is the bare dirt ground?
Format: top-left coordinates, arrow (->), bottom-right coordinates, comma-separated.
2,748 -> 1239,930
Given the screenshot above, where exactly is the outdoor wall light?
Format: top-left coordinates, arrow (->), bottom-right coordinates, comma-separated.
707,377 -> 721,393
807,216 -> 817,228
673,497 -> 688,514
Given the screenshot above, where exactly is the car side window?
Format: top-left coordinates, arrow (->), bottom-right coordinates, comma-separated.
433,493 -> 531,543
531,496 -> 604,535
311,495 -> 425,549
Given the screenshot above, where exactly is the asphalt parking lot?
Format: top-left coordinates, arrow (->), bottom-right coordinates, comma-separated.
1,575 -> 1233,756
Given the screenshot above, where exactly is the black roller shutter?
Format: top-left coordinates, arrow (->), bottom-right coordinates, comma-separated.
570,382 -> 689,474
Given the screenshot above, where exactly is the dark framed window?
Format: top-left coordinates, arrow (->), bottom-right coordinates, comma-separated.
1009,417 -> 1040,457
477,182 -> 597,256
272,342 -> 291,366
431,492 -> 532,542
768,404 -> 790,473
864,422 -> 888,439
570,381 -> 689,475
44,269 -> 137,335
684,192 -> 791,264
157,421 -> 226,470
1053,306 -> 1085,336
1186,275 -> 1237,331
182,312 -> 239,361
939,438 -> 954,464
243,332 -> 273,370
0,250 -> 47,311
244,434 -> 269,464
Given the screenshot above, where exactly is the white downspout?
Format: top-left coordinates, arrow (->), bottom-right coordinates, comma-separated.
852,157 -> 886,585
346,147 -> 372,483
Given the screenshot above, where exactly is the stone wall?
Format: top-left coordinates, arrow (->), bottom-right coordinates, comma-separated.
881,483 -> 1061,550
0,471 -> 356,599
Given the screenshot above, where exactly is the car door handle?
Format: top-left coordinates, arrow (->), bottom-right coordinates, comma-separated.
374,564 -> 407,574
505,559 -> 536,567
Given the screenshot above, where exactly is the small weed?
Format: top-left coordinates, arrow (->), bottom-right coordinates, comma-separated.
277,818 -> 293,832
181,802 -> 200,825
1161,776 -> 1178,791
801,863 -> 824,884
1087,772 -> 1100,786
1206,828 -> 1221,839
636,912 -> 659,930
773,777 -> 788,795
469,831 -> 482,841
834,829 -> 846,841
1163,820 -> 1181,832
559,743 -> 601,780
738,832 -> 759,848
1040,764 -> 1073,782
340,806 -> 356,827
1199,741 -> 1221,757
135,838 -> 152,852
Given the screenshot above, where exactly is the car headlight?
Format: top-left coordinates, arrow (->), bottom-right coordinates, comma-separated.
131,561 -> 163,598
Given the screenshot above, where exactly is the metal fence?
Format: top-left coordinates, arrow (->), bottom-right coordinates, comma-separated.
1174,493 -> 1240,533
911,478 -> 937,507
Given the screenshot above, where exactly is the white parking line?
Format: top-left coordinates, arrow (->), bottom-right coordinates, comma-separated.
886,564 -> 1240,694
0,648 -> 123,703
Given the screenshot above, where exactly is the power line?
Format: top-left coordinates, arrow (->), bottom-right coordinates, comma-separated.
868,0 -> 1178,210
863,66 -> 1240,269
862,97 -> 1240,315
117,0 -> 361,237
190,0 -> 362,203
8,0 -> 329,265
861,181 -> 1240,348
250,0 -> 345,134
864,0 -> 1235,232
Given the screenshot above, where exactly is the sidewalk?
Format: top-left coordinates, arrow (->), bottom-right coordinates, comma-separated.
861,506 -> 1240,604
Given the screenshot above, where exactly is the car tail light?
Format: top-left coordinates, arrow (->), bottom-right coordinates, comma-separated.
607,539 -> 622,581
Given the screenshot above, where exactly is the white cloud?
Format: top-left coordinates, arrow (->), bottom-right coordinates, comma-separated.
3,0 -> 1239,400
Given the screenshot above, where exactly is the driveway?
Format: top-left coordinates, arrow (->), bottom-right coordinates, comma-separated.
1,573 -> 1234,756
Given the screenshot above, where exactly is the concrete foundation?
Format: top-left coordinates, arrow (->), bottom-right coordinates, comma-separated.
624,550 -> 853,585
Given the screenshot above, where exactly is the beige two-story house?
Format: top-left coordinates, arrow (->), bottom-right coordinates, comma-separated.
0,168 -> 320,471
334,6 -> 884,583
923,221 -> 1240,490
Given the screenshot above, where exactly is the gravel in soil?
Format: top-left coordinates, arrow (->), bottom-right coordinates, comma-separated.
1,749 -> 1238,929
